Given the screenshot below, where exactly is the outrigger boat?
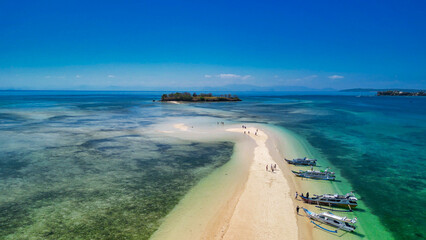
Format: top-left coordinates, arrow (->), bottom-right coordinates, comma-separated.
285,157 -> 317,166
303,208 -> 357,232
300,192 -> 358,209
292,167 -> 335,181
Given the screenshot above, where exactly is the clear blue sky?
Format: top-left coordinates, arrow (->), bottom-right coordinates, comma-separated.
1,0 -> 425,90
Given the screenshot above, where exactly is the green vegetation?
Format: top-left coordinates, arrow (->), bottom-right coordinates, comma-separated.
377,90 -> 426,96
161,92 -> 241,102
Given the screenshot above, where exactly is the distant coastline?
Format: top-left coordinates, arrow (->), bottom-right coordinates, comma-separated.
377,90 -> 426,96
341,88 -> 424,93
340,88 -> 426,96
161,92 -> 242,102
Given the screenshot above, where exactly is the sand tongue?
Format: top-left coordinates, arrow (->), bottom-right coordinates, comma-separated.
222,127 -> 298,240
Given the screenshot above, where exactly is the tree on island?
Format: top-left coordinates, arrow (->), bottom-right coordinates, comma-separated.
377,90 -> 426,96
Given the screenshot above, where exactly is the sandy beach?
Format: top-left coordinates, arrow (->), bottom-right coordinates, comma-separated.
151,123 -> 300,240
222,127 -> 298,240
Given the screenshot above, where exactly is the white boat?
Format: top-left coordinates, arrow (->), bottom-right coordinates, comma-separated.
301,192 -> 358,209
292,167 -> 336,181
303,208 -> 357,232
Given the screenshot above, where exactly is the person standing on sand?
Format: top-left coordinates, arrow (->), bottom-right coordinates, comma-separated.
296,206 -> 300,215
274,164 -> 277,169
295,192 -> 298,199
306,192 -> 309,198
266,165 -> 268,171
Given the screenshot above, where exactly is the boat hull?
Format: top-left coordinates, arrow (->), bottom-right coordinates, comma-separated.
301,196 -> 357,208
285,159 -> 317,166
292,171 -> 335,181
303,208 -> 356,232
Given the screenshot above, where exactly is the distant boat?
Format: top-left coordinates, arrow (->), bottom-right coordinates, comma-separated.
285,157 -> 317,166
292,167 -> 335,181
303,208 -> 357,232
301,192 -> 358,209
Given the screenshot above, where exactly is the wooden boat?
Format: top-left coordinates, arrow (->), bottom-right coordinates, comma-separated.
303,208 -> 357,232
285,157 -> 317,166
300,192 -> 358,209
292,167 -> 335,181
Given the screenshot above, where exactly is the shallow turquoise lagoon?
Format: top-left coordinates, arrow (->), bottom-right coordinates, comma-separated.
1,91 -> 425,239
196,93 -> 426,240
0,92 -> 234,239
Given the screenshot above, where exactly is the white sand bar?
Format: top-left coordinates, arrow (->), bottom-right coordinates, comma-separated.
222,128 -> 298,240
151,125 -> 298,240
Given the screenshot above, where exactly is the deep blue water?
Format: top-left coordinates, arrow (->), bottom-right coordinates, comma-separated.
0,91 -> 425,239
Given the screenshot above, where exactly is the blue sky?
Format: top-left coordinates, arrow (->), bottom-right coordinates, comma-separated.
0,0 -> 425,90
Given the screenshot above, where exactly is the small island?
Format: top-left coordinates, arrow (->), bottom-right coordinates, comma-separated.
377,90 -> 426,96
161,92 -> 241,102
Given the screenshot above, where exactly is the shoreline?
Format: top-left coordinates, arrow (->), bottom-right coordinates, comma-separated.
150,123 -> 302,240
267,125 -> 394,240
150,120 -> 393,240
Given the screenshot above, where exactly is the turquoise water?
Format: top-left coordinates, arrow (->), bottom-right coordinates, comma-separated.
195,94 -> 426,240
0,92 -> 234,239
1,91 -> 425,239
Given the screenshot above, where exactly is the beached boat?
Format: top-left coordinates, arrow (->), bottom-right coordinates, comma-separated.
292,168 -> 335,181
285,157 -> 317,166
303,208 -> 357,232
301,192 -> 358,209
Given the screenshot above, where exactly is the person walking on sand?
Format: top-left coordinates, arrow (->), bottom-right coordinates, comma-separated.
274,164 -> 277,169
266,165 -> 268,171
295,192 -> 298,199
296,205 -> 300,215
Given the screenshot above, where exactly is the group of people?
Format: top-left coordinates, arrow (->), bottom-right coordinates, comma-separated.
266,163 -> 278,172
242,125 -> 249,134
242,125 -> 259,136
295,191 -> 310,215
295,191 -> 310,199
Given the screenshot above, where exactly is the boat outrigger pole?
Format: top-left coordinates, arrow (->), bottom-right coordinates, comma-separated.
310,221 -> 338,233
314,206 -> 353,212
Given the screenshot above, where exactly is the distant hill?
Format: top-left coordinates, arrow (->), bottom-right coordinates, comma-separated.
202,84 -> 336,92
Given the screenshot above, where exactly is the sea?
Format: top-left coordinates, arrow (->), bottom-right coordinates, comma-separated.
0,90 -> 425,240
